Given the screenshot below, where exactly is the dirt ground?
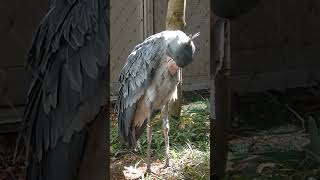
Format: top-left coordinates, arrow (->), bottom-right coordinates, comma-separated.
110,124 -> 319,180
0,134 -> 25,180
2,88 -> 320,179
111,156 -> 178,180
226,124 -> 319,179
110,91 -> 210,179
225,89 -> 320,179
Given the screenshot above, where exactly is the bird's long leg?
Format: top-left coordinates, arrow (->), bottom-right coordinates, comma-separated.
162,103 -> 170,168
146,116 -> 152,173
132,126 -> 141,152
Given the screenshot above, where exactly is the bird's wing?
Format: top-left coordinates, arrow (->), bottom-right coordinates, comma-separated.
18,0 -> 109,162
117,32 -> 167,146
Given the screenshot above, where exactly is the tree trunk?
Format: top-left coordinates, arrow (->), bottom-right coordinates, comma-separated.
210,17 -> 231,179
166,0 -> 186,119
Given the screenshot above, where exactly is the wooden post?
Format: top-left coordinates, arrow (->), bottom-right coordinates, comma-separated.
210,17 -> 231,179
210,1 -> 260,178
166,0 -> 186,119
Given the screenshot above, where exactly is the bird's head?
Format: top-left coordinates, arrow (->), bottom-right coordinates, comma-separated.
166,31 -> 200,68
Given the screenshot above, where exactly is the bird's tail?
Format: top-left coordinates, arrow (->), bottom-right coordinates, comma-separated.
119,109 -> 160,148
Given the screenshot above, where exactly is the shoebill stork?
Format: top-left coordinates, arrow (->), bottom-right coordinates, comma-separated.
117,30 -> 199,172
15,0 -> 108,179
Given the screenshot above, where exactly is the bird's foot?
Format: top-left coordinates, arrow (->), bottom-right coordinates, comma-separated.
133,142 -> 142,152
159,162 -> 171,174
160,160 -> 170,170
146,163 -> 151,173
144,166 -> 156,176
146,167 -> 151,173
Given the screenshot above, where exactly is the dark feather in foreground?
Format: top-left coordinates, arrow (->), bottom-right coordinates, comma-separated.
15,0 -> 109,179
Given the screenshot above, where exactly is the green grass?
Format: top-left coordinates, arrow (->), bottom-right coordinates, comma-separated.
110,94 -> 210,179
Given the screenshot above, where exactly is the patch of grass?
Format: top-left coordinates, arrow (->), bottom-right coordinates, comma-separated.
110,94 -> 210,179
171,145 -> 210,179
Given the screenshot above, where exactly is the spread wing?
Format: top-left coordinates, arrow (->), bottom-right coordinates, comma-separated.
117,32 -> 167,146
17,0 -> 109,162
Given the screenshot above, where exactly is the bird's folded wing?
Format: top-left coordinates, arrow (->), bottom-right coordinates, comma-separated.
117,32 -> 167,144
19,0 -> 109,162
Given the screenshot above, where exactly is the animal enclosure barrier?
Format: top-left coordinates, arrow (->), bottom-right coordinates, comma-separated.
110,0 -> 210,96
0,1 -> 48,132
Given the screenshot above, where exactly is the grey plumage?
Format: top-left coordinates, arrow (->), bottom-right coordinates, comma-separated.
117,30 -> 199,172
15,0 -> 109,179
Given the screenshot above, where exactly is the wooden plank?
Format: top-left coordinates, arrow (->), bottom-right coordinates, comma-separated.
230,69 -> 320,92
231,45 -> 320,75
183,75 -> 209,91
230,0 -> 282,50
112,0 -> 210,88
0,106 -> 24,133
0,0 -> 48,68
211,19 -> 231,178
143,0 -> 154,38
110,0 -> 144,88
0,67 -> 31,106
230,0 -> 320,50
0,106 -> 24,118
183,82 -> 209,91
0,120 -> 22,133
183,0 -> 210,79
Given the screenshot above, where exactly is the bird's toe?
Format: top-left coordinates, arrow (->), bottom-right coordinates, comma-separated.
144,168 -> 156,176
161,163 -> 170,169
146,167 -> 151,173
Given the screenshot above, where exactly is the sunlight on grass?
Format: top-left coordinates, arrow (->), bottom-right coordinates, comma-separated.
170,145 -> 210,179
110,94 -> 210,179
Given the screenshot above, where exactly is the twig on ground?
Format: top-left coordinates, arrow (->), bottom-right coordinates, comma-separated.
264,92 -> 306,131
304,148 -> 320,164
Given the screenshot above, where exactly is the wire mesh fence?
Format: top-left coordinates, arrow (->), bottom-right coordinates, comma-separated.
110,0 -> 210,96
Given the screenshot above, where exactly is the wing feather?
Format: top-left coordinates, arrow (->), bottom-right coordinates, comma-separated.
19,0 -> 109,162
67,51 -> 83,91
117,32 -> 167,146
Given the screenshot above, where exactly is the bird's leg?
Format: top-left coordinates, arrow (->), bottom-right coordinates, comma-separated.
162,104 -> 170,169
146,116 -> 152,173
132,126 -> 142,152
132,126 -> 137,151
